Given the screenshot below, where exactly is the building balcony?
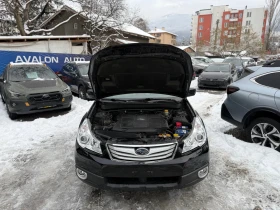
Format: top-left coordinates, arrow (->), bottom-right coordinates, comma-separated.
228,26 -> 237,30
227,34 -> 237,38
229,18 -> 238,22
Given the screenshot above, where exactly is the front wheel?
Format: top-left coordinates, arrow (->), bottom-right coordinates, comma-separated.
1,93 -> 5,103
78,86 -> 87,100
246,117 -> 280,151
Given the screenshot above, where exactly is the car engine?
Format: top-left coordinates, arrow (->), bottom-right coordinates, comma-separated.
92,109 -> 192,141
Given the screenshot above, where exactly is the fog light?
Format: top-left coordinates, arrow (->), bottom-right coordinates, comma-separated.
25,102 -> 30,107
76,168 -> 87,180
198,166 -> 209,178
62,98 -> 65,102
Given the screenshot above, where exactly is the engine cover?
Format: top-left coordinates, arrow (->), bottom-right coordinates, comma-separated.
113,114 -> 168,134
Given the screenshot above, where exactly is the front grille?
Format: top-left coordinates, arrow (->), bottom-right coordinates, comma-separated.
106,142 -> 178,163
28,92 -> 62,104
201,80 -> 225,86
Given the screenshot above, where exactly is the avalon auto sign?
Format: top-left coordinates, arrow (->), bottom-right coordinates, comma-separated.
0,50 -> 92,74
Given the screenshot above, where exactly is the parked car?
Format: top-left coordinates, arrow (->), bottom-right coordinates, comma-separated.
191,58 -> 208,76
198,63 -> 238,89
223,57 -> 256,77
75,44 -> 209,189
211,58 -> 225,63
221,65 -> 280,151
58,61 -> 94,100
194,56 -> 214,64
0,62 -> 72,120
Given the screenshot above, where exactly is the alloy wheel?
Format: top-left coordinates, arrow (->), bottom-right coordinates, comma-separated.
251,123 -> 280,149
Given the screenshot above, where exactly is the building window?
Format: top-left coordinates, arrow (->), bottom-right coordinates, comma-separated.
199,17 -> 204,23
225,14 -> 230,20
155,33 -> 161,37
198,32 -> 202,38
199,25 -> 203,30
74,23 -> 78,30
224,22 -> 228,28
247,12 -> 252,17
245,29 -> 250,34
246,20 -> 251,26
239,13 -> 243,18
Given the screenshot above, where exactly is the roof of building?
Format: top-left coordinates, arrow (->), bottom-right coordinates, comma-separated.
40,5 -> 155,40
148,28 -> 177,37
176,46 -> 196,52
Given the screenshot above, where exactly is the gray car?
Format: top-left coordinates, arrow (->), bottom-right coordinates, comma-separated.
198,63 -> 238,89
0,63 -> 72,119
221,65 -> 280,151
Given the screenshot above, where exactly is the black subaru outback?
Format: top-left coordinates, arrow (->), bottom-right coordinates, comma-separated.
75,44 -> 209,190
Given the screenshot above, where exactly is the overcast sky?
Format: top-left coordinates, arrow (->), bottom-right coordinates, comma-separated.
126,0 -> 266,20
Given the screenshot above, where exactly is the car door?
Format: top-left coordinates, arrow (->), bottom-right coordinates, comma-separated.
62,64 -> 79,93
272,72 -> 280,111
230,65 -> 238,81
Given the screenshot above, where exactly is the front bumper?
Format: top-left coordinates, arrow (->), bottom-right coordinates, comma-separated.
75,142 -> 209,190
198,80 -> 228,89
7,95 -> 72,114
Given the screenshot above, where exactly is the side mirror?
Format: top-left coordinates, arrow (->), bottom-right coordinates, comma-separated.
187,88 -> 196,97
0,76 -> 3,82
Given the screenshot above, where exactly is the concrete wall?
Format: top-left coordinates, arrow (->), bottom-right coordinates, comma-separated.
242,8 -> 267,39
0,40 -> 86,54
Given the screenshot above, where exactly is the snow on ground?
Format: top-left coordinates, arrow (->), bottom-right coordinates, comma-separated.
1,79 -> 280,210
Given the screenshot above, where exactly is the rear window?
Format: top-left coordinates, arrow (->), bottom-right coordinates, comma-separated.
223,58 -> 242,66
254,72 -> 280,89
8,66 -> 57,82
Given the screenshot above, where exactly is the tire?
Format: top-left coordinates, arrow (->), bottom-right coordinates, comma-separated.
1,93 -> 5,103
65,105 -> 71,111
6,104 -> 18,120
246,117 -> 280,151
78,86 -> 87,100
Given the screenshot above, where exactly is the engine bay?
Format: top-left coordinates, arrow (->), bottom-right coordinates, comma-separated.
92,109 -> 193,142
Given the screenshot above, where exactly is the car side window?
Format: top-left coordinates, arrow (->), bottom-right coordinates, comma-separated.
255,72 -> 280,89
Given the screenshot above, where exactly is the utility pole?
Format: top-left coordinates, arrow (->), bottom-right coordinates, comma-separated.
214,19 -> 220,52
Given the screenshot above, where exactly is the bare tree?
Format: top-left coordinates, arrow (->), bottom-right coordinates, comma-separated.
266,0 -> 280,51
132,18 -> 149,32
68,0 -> 132,50
0,0 -> 63,35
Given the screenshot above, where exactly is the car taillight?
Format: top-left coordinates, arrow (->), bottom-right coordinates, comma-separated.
227,86 -> 239,95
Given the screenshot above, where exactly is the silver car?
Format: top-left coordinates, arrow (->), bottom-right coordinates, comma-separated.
221,64 -> 280,151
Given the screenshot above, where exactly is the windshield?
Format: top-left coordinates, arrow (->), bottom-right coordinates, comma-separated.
104,93 -> 180,100
8,66 -> 57,82
77,64 -> 89,76
192,58 -> 205,65
205,64 -> 229,72
223,58 -> 242,66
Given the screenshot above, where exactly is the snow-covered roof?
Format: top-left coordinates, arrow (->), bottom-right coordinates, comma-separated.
177,46 -> 195,52
62,0 -> 83,12
115,39 -> 138,44
40,5 -> 154,40
148,28 -> 177,37
119,24 -> 155,39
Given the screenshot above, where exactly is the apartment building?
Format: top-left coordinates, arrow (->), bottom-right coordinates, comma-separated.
148,27 -> 177,45
191,5 -> 267,50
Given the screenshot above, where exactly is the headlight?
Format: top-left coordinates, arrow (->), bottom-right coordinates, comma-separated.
182,116 -> 207,153
87,82 -> 92,88
9,90 -> 25,98
77,118 -> 102,154
62,87 -> 71,96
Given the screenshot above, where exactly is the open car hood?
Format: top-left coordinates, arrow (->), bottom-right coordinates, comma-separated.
89,44 -> 194,99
